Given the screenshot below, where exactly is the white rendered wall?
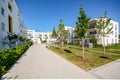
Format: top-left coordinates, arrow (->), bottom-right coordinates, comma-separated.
97,20 -> 119,46
0,0 -> 26,50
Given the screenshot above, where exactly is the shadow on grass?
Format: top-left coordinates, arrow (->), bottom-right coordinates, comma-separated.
99,53 -> 111,60
77,56 -> 92,62
64,49 -> 72,53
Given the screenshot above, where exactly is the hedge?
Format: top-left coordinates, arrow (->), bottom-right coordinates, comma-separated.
0,42 -> 32,77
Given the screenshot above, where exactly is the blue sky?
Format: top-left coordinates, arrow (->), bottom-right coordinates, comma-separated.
16,0 -> 120,32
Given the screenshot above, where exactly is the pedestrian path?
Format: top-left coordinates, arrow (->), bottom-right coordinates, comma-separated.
2,44 -> 96,79
88,59 -> 120,79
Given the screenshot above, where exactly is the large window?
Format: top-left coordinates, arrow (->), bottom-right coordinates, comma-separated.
115,32 -> 117,37
1,7 -> 5,16
112,39 -> 114,43
115,39 -> 117,43
106,39 -> 108,45
8,3 -> 12,12
2,0 -> 5,2
1,22 -> 5,31
115,24 -> 117,30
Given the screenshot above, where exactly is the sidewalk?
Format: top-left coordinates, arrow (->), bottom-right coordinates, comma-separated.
2,44 -> 96,79
88,59 -> 120,79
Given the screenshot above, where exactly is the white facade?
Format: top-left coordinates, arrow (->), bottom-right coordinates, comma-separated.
27,30 -> 41,44
28,19 -> 119,46
64,26 -> 75,43
27,30 -> 55,44
64,19 -> 119,46
0,0 -> 27,50
88,18 -> 119,46
37,32 -> 52,43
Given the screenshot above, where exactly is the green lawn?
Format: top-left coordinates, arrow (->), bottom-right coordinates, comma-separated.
48,44 -> 120,71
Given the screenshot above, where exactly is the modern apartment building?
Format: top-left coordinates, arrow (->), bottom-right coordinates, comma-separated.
65,19 -> 119,46
64,26 -> 75,43
27,18 -> 119,46
86,18 -> 119,46
0,0 -> 27,50
27,30 -> 41,44
27,30 -> 55,44
38,32 -> 53,43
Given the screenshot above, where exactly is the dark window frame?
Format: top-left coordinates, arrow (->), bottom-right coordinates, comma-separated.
1,7 -> 5,16
1,22 -> 5,31
8,3 -> 12,12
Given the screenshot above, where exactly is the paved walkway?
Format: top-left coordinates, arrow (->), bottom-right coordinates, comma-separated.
88,59 -> 120,79
2,44 -> 96,79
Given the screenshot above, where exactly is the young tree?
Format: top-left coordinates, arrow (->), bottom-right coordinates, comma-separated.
97,11 -> 113,54
75,4 -> 90,60
64,30 -> 69,47
57,19 -> 66,50
52,27 -> 57,38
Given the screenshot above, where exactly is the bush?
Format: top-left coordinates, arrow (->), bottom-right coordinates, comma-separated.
106,43 -> 120,49
0,43 -> 32,78
93,44 -> 102,48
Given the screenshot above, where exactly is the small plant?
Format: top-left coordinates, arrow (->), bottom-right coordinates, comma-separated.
19,36 -> 26,42
0,43 -> 32,77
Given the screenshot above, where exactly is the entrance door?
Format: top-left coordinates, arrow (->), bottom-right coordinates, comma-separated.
9,15 -> 13,33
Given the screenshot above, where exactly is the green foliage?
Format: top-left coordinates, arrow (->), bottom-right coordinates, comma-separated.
19,36 -> 26,41
75,4 -> 90,38
90,37 -> 98,47
52,27 -> 57,38
94,44 -> 103,48
106,43 -> 120,49
57,19 -> 66,39
0,43 -> 32,77
49,44 -> 120,71
7,32 -> 18,40
97,11 -> 113,37
75,4 -> 90,59
97,11 -> 113,54
57,19 -> 69,49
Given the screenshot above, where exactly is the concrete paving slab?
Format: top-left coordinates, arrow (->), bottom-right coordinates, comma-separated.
2,44 -> 96,79
88,59 -> 120,79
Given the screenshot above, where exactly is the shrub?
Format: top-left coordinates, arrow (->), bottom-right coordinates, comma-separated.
0,43 -> 32,78
93,44 -> 102,48
106,43 -> 120,49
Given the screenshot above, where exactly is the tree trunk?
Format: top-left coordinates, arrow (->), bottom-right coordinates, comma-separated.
103,36 -> 105,54
61,37 -> 64,51
79,39 -> 81,47
82,38 -> 85,60
66,40 -> 68,48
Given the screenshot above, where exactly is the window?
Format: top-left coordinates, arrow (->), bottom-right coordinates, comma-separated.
115,24 -> 117,30
115,32 -> 117,37
112,31 -> 113,35
112,39 -> 114,43
115,39 -> 117,43
18,12 -> 20,16
1,22 -> 5,31
2,0 -> 5,2
8,3 -> 12,12
106,39 -> 108,45
1,7 -> 5,16
94,31 -> 96,34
